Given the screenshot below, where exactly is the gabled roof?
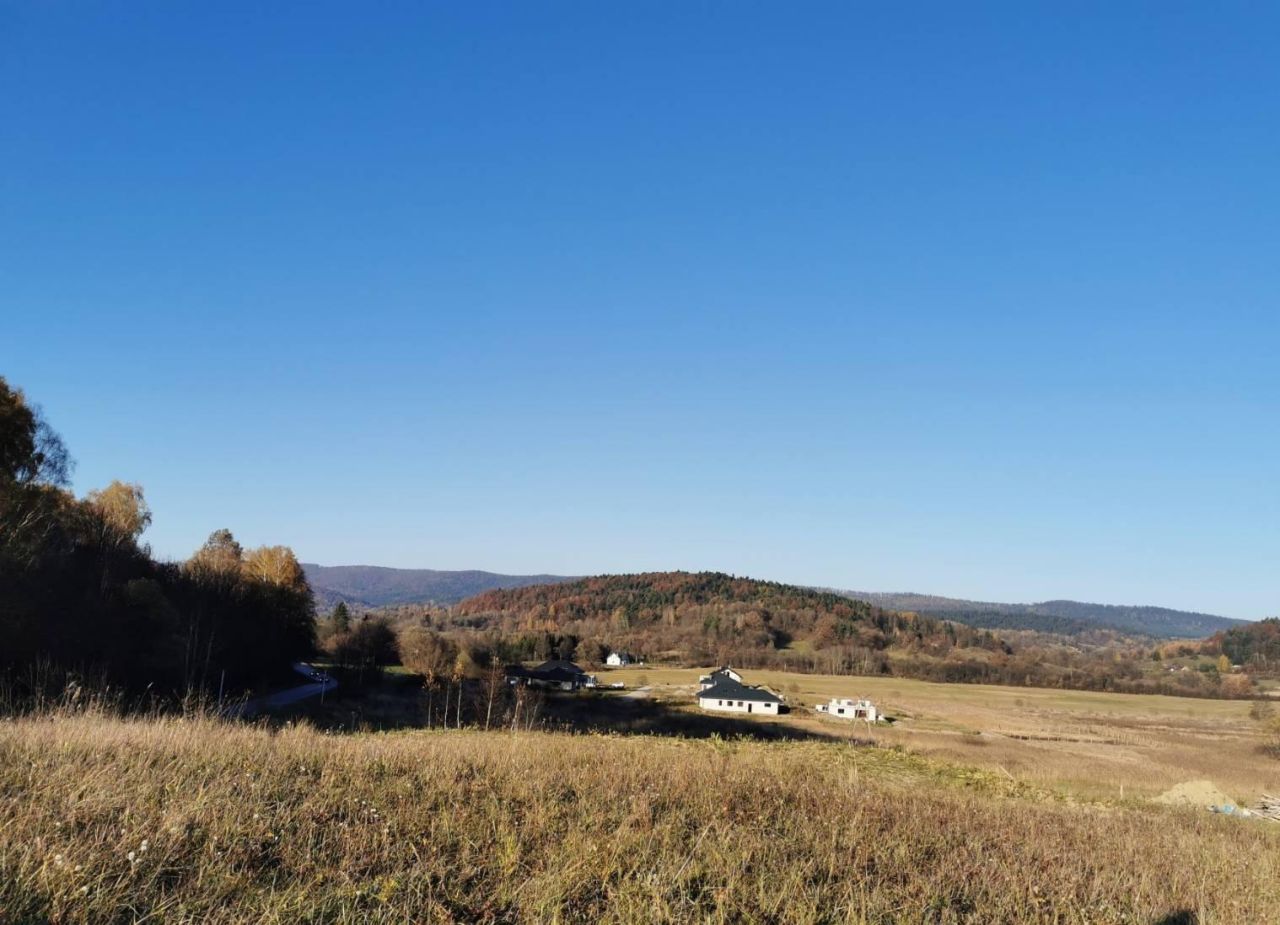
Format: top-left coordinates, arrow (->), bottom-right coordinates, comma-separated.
534,659 -> 586,676
697,677 -> 778,703
507,660 -> 589,684
699,666 -> 741,681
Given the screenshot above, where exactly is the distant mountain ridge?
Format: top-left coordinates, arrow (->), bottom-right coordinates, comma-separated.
832,590 -> 1245,639
302,564 -> 577,609
304,563 -> 1247,639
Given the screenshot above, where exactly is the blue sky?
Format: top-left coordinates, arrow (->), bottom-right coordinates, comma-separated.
2,3 -> 1277,618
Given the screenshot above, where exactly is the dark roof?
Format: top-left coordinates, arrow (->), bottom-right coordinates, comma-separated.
506,660 -> 589,685
700,666 -> 738,680
697,678 -> 778,703
535,659 -> 586,676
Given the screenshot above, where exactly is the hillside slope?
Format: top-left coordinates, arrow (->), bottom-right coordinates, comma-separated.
838,590 -> 1244,638
422,572 -> 1241,696
303,564 -> 576,609
454,571 -> 1010,676
306,561 -> 1244,639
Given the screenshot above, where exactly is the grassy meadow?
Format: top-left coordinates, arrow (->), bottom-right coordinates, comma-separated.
607,666 -> 1277,803
4,706 -> 1280,925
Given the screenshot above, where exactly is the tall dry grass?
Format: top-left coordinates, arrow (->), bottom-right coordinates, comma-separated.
1,707 -> 1278,923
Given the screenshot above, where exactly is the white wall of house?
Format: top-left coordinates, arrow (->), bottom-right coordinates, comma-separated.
606,653 -> 630,666
818,698 -> 878,721
699,696 -> 778,715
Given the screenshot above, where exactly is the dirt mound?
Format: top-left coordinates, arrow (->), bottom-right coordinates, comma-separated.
1156,779 -> 1234,808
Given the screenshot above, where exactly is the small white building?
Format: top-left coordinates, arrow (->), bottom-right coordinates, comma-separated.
697,676 -> 781,715
606,651 -> 635,667
698,666 -> 744,690
815,697 -> 879,722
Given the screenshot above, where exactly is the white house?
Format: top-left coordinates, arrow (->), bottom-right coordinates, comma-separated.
697,676 -> 781,715
606,651 -> 635,667
698,666 -> 743,690
815,697 -> 878,722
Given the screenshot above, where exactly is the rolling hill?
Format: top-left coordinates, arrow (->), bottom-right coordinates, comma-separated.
302,564 -> 577,609
306,562 -> 1247,639
834,591 -> 1245,639
452,571 -> 1013,681
339,569 -> 1242,696
445,572 -> 1234,695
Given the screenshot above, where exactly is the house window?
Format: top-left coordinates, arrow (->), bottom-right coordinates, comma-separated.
738,701 -> 744,707
718,700 -> 723,706
837,708 -> 845,715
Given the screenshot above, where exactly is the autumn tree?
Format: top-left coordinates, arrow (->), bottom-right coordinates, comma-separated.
175,531 -> 316,689
398,626 -> 458,678
85,481 -> 151,543
243,545 -> 306,587
398,627 -> 461,726
1220,674 -> 1254,698
84,481 -> 151,591
185,529 -> 244,587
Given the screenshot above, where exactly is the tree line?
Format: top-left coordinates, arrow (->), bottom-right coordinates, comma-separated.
0,376 -> 315,704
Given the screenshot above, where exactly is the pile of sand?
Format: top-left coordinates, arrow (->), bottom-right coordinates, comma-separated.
1156,779 -> 1235,808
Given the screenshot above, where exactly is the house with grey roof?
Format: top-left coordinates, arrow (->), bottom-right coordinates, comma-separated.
698,666 -> 743,690
697,674 -> 781,715
505,659 -> 596,691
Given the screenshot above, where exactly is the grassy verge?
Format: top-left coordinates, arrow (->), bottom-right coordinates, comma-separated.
2,709 -> 1278,923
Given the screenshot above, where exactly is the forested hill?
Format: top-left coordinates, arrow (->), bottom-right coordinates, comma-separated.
834,591 -> 1245,639
453,572 -> 1011,673
409,574 -> 1255,695
303,564 -> 577,609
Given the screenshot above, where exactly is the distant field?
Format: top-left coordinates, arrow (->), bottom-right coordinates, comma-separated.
5,709 -> 1280,924
606,666 -> 1275,802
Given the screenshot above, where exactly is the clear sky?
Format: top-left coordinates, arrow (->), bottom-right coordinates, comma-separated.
3,3 -> 1277,618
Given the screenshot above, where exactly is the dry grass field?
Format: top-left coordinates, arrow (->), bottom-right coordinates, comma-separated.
3,706 -> 1280,924
606,667 -> 1278,803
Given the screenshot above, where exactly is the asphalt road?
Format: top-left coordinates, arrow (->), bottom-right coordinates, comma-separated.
228,662 -> 337,718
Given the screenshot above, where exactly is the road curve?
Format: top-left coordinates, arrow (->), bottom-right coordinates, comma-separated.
226,662 -> 337,718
